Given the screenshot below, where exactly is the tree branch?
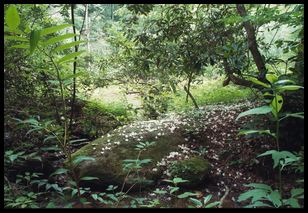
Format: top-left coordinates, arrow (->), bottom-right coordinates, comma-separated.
236,4 -> 268,81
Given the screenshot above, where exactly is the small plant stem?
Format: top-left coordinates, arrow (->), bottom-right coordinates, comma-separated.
40,48 -> 80,198
274,92 -> 280,151
276,119 -> 280,151
274,92 -> 282,194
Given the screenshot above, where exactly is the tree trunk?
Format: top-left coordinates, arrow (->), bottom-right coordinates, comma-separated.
69,4 -> 78,131
236,4 -> 267,81
186,70 -> 193,103
222,58 -> 259,88
111,4 -> 114,20
184,86 -> 199,109
85,4 -> 90,52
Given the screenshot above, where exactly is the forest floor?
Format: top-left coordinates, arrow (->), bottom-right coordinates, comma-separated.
52,100 -> 301,208
113,102 -> 279,208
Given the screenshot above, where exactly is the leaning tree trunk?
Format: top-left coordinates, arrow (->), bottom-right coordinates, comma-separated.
69,4 -> 78,131
236,4 -> 268,82
85,4 -> 90,52
222,58 -> 253,88
186,70 -> 193,103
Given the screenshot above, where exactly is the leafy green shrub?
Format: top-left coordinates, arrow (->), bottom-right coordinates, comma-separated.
4,190 -> 40,208
238,183 -> 303,208
189,194 -> 220,208
85,100 -> 128,119
141,84 -> 171,119
168,77 -> 254,112
236,73 -> 304,208
80,100 -> 129,138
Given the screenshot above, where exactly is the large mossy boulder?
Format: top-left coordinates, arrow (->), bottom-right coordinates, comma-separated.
69,115 -> 209,190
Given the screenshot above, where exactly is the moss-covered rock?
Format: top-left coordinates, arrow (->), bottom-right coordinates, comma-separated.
168,156 -> 209,186
68,115 -> 208,190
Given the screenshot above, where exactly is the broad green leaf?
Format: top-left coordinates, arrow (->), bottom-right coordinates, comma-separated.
266,74 -> 278,83
58,59 -> 78,64
23,118 -> 39,125
279,112 -> 304,121
43,135 -> 57,143
30,204 -> 39,208
50,168 -> 68,177
4,35 -> 28,42
123,159 -> 138,163
189,198 -> 202,207
257,150 -> 277,157
203,194 -> 213,205
244,183 -> 272,191
26,127 -> 43,135
43,33 -> 77,46
5,150 -> 14,155
57,51 -> 84,64
273,79 -> 295,86
5,5 -> 20,32
71,189 -> 78,197
177,192 -> 197,199
106,185 -> 118,191
271,94 -> 283,118
106,194 -> 118,202
238,189 -> 267,202
169,186 -> 179,194
80,176 -> 99,181
273,151 -> 298,168
97,197 -> 108,204
9,154 -> 18,163
284,157 -> 298,165
238,129 -> 275,138
276,85 -> 304,92
40,24 -> 72,36
91,194 -> 98,200
154,188 -> 167,194
30,30 -> 40,54
172,177 -> 189,184
248,77 -> 271,88
140,159 -> 152,164
291,188 -> 304,198
268,190 -> 282,207
205,201 -> 220,208
53,40 -> 84,52
284,198 -> 300,208
236,106 -> 272,121
244,201 -> 272,208
73,156 -> 95,165
258,150 -> 298,168
11,44 -> 29,49
51,184 -> 62,192
48,80 -> 60,85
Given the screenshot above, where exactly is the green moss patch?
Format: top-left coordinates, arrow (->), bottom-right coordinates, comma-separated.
169,156 -> 209,185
